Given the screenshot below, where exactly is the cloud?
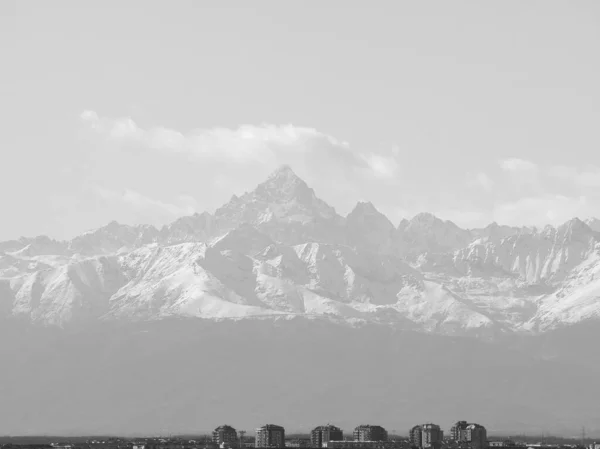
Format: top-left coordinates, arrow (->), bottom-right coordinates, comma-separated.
80,110 -> 392,171
547,164 -> 600,189
500,158 -> 538,172
469,172 -> 494,193
496,157 -> 544,197
360,153 -> 400,179
93,186 -> 197,219
493,195 -> 590,227
545,164 -> 578,180
80,110 -> 99,122
463,161 -> 600,227
577,170 -> 600,188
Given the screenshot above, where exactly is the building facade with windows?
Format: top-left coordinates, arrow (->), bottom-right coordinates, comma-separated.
353,425 -> 388,442
450,422 -> 469,443
255,424 -> 285,448
311,425 -> 344,448
213,426 -> 238,446
409,426 -> 423,448
465,424 -> 487,449
449,421 -> 488,449
323,442 -> 395,449
421,424 -> 443,449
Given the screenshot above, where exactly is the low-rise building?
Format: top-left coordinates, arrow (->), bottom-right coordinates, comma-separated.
284,440 -> 311,448
323,442 -> 396,449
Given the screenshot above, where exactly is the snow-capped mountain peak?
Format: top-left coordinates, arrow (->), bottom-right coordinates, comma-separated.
554,217 -> 598,244
349,201 -> 383,217
69,221 -> 159,255
411,211 -> 441,224
212,165 -> 344,245
348,201 -> 391,221
346,201 -> 395,253
469,222 -> 521,242
407,212 -> 464,233
395,212 -> 473,257
254,165 -> 326,209
265,164 -> 303,185
160,211 -> 214,244
584,217 -> 600,232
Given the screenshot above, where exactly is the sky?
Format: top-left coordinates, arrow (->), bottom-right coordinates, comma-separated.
2,1 -> 600,240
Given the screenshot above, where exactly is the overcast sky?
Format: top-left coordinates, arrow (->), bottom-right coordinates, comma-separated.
2,1 -> 600,240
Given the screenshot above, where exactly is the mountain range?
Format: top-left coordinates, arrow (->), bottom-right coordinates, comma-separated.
1,165 -> 599,437
1,165 -> 599,335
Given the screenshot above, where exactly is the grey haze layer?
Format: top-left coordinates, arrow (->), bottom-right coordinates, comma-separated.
0,318 -> 599,436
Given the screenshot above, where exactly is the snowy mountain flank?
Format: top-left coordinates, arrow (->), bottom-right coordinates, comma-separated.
1,165 -> 600,335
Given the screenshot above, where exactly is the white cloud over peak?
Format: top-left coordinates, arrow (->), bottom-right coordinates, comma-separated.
500,158 -> 538,172
492,195 -> 589,227
547,164 -> 600,189
79,110 -> 404,219
80,110 -> 358,165
460,160 -> 600,227
79,110 -> 403,181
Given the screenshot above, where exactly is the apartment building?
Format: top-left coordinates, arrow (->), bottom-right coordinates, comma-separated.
255,424 -> 286,448
465,424 -> 487,449
311,425 -> 344,448
409,426 -> 423,448
449,421 -> 488,449
450,422 -> 469,443
409,424 -> 443,449
353,425 -> 388,442
213,426 -> 238,446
